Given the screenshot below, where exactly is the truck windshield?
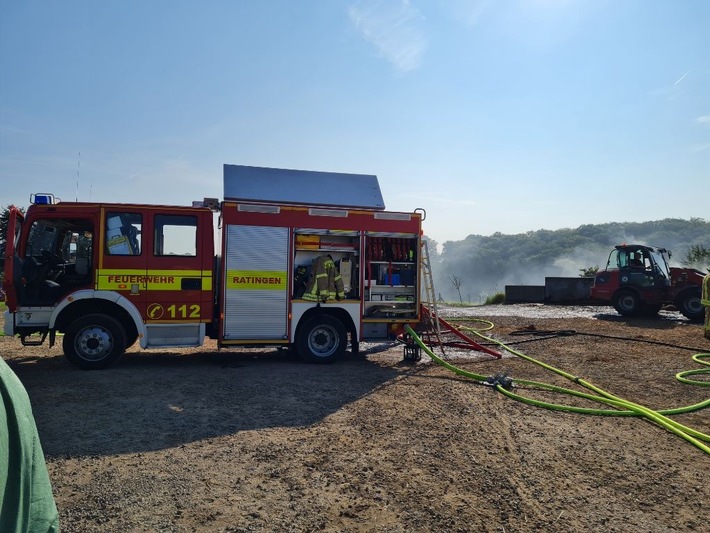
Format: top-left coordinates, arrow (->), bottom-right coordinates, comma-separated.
25,219 -> 94,267
649,249 -> 671,279
26,221 -> 60,257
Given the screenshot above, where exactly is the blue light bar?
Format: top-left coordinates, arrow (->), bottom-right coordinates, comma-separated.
30,193 -> 55,205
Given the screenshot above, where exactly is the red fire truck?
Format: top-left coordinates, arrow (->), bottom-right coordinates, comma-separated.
2,165 -> 425,369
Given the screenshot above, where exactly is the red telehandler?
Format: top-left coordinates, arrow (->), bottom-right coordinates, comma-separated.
590,244 -> 705,321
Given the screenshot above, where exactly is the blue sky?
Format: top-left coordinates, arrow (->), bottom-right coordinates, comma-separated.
1,0 -> 708,245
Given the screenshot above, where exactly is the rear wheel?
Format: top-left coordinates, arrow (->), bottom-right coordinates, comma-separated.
613,290 -> 640,317
678,289 -> 704,322
296,315 -> 347,364
63,314 -> 127,370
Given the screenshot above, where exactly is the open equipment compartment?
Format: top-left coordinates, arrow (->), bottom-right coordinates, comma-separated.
363,232 -> 419,320
292,228 -> 361,300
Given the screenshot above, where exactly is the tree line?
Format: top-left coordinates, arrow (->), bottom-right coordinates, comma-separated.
427,218 -> 710,304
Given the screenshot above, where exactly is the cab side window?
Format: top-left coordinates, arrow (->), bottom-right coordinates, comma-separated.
105,213 -> 142,255
154,215 -> 197,256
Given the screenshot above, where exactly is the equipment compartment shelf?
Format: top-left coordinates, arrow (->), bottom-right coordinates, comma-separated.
367,285 -> 416,290
364,302 -> 417,318
296,246 -> 359,253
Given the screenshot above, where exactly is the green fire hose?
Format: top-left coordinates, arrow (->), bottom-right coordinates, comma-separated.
403,323 -> 710,456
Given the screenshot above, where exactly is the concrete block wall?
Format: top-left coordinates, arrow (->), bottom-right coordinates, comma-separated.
505,278 -> 595,304
544,277 -> 594,303
505,285 -> 546,303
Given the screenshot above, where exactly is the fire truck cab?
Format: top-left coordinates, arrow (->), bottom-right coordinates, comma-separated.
2,165 -> 425,369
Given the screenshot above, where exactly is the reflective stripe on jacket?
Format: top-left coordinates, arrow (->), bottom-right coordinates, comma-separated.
303,256 -> 345,301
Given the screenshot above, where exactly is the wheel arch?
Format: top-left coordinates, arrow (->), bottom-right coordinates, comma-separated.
51,290 -> 143,342
293,306 -> 356,345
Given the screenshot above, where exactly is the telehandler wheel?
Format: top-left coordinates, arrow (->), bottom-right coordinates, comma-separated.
678,288 -> 704,322
613,290 -> 640,317
63,314 -> 127,370
297,315 -> 347,364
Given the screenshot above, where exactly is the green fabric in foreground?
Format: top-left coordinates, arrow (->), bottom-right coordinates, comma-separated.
0,357 -> 59,533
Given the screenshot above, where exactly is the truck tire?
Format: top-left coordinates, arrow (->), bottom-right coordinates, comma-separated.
63,314 -> 127,370
613,290 -> 640,317
296,315 -> 347,364
125,332 -> 139,349
677,289 -> 704,322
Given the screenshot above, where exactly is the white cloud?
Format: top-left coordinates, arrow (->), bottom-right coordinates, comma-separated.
695,116 -> 710,125
348,0 -> 428,73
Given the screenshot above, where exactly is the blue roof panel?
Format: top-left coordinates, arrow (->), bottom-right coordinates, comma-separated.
223,164 -> 386,210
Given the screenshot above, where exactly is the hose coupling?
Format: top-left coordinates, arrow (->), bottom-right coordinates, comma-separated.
485,371 -> 514,390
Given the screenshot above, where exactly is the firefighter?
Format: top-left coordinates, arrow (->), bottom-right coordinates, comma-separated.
303,255 -> 345,302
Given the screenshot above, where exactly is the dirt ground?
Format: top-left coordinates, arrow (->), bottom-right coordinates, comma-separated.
3,305 -> 710,532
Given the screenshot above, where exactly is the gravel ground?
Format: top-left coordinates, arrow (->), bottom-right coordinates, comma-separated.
2,305 -> 709,532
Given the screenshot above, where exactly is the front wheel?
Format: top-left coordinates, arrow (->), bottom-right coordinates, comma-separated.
63,314 -> 127,370
613,290 -> 640,317
296,315 -> 347,364
677,289 -> 704,322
